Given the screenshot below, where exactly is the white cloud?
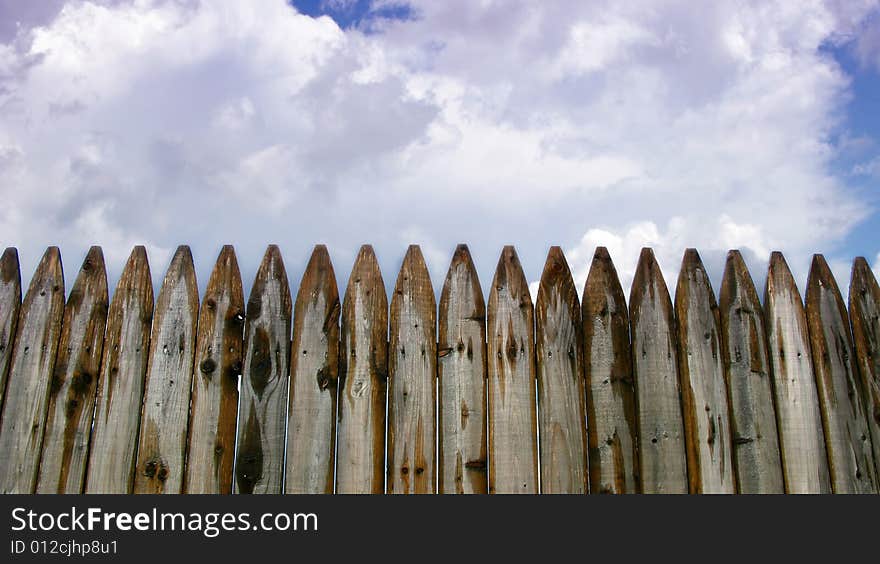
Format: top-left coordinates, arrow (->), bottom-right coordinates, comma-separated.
0,0 -> 876,301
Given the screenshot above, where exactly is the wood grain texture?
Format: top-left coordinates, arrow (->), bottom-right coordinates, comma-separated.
286,245 -> 339,494
629,248 -> 687,494
438,244 -> 487,494
849,256 -> 880,482
0,247 -> 64,493
0,248 -> 21,407
133,246 -> 198,494
764,252 -> 830,493
582,247 -> 637,494
235,245 -> 291,494
185,246 -> 244,494
675,249 -> 735,493
487,246 -> 538,494
718,250 -> 783,494
805,254 -> 878,493
37,247 -> 108,493
535,247 -> 587,494
337,245 -> 388,494
388,245 -> 436,494
85,246 -> 153,494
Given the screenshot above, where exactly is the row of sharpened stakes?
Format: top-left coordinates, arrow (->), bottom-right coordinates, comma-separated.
0,242 -> 878,494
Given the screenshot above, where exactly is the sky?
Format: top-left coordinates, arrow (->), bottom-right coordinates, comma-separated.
2,0 -> 880,303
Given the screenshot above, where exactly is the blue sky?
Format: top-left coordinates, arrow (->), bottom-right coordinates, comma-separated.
1,0 -> 880,300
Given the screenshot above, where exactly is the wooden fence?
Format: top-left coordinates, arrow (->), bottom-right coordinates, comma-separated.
0,242 -> 878,494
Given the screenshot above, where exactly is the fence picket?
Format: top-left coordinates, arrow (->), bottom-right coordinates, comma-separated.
629,248 -> 687,494
0,247 -> 65,493
388,245 -> 436,494
805,254 -> 878,493
487,246 -> 538,494
535,247 -> 586,493
235,245 -> 291,494
718,250 -> 783,493
86,246 -> 153,493
286,245 -> 339,494
848,257 -> 880,482
582,247 -> 637,494
0,248 -> 21,406
185,246 -> 244,494
37,246 -> 108,493
438,244 -> 487,494
133,246 -> 198,494
337,245 -> 388,494
675,249 -> 735,493
764,252 -> 830,493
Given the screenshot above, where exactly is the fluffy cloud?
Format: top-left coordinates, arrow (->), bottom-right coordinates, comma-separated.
0,0 -> 876,302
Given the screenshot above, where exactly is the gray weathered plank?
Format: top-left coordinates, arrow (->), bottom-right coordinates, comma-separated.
286,245 -> 339,494
133,246 -> 198,494
185,245 -> 244,494
582,246 -> 637,494
388,245 -> 436,494
235,245 -> 291,494
85,246 -> 153,494
805,254 -> 878,493
764,251 -> 830,493
0,248 -> 21,406
535,246 -> 587,494
0,246 -> 65,493
37,246 -> 108,493
487,245 -> 538,494
629,248 -> 687,494
337,245 -> 388,494
675,248 -> 735,493
718,250 -> 783,494
849,256 -> 880,482
438,244 -> 487,494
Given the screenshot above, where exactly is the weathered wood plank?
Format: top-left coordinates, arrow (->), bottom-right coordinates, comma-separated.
805,254 -> 878,493
234,245 -> 291,495
675,249 -> 735,493
286,245 -> 339,494
718,250 -> 783,494
0,247 -> 65,493
337,245 -> 388,494
582,247 -> 637,494
184,246 -> 244,494
133,246 -> 198,494
388,245 -> 436,494
37,246 -> 109,493
487,245 -> 538,494
849,256 -> 880,482
438,244 -> 487,494
629,248 -> 687,494
85,246 -> 153,494
764,251 -> 830,493
0,248 -> 21,406
535,247 -> 587,494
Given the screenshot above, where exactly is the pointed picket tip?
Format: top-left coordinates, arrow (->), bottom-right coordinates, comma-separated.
297,244 -> 338,304
675,247 -> 716,306
583,246 -> 627,318
806,254 -> 843,300
249,244 -> 291,315
344,245 -> 386,305
850,256 -> 877,302
490,245 -> 531,307
719,250 -> 761,311
440,244 -> 485,312
393,245 -> 435,308
630,247 -> 670,307
766,251 -> 803,303
26,246 -> 64,300
115,246 -> 154,312
1,248 -> 20,289
536,246 -> 578,309
205,245 -> 244,302
71,246 -> 109,301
